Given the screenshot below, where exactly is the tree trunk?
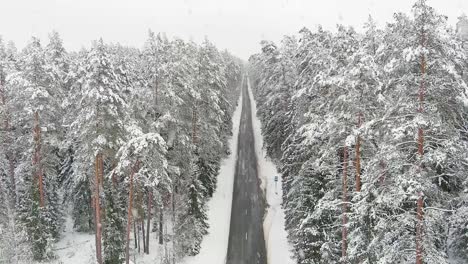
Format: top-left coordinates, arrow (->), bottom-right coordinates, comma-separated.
134,220 -> 137,249
92,196 -> 98,258
416,28 -> 426,264
0,80 -> 16,205
416,194 -> 424,264
137,218 -> 141,253
159,204 -> 164,245
355,113 -> 362,192
192,106 -> 198,144
33,111 -> 45,208
94,153 -> 103,264
379,160 -> 386,185
89,196 -> 94,231
111,160 -> 117,187
146,189 -> 152,254
172,185 -> 176,264
154,78 -> 158,113
99,156 -> 106,224
125,161 -> 138,264
141,219 -> 146,254
342,145 -> 348,263
9,154 -> 15,204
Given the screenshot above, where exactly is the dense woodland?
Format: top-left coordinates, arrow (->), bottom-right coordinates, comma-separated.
0,30 -> 243,263
2,0 -> 468,264
250,1 -> 468,263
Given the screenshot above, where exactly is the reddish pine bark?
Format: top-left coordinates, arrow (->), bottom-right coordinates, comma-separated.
342,145 -> 348,262
33,111 -> 45,207
355,113 -> 362,192
94,153 -> 103,264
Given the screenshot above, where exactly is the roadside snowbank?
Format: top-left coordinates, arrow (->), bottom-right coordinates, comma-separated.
183,81 -> 243,264
247,78 -> 295,264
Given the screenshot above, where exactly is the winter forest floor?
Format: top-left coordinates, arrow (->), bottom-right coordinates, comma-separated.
36,76 -> 294,264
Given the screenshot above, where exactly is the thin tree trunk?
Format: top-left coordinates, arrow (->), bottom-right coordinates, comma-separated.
342,145 -> 348,263
416,193 -> 424,264
137,218 -> 141,253
154,78 -> 158,113
99,155 -> 105,225
172,185 -> 176,264
355,113 -> 362,192
134,220 -> 138,249
192,106 -> 197,144
416,28 -> 426,264
379,160 -> 386,185
92,195 -> 97,254
33,111 -> 45,208
141,219 -> 146,254
98,153 -> 104,188
94,153 -> 103,264
159,204 -> 164,245
164,216 -> 168,259
9,154 -> 15,204
0,80 -> 16,204
111,160 -> 117,187
125,161 -> 138,264
146,189 -> 152,254
89,196 -> 94,231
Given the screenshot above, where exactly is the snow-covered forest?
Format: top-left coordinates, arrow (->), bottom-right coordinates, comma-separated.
1,0 -> 468,264
0,30 -> 243,263
249,1 -> 468,263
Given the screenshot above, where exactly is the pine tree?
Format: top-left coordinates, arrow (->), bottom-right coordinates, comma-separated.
249,2 -> 468,263
9,37 -> 61,261
71,38 -> 128,264
0,36 -> 17,207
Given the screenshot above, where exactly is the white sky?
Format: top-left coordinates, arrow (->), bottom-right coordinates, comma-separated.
0,0 -> 466,60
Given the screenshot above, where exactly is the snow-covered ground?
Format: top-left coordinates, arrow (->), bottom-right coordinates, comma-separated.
182,80 -> 243,264
46,215 -> 166,264
247,78 -> 295,264
51,217 -> 96,264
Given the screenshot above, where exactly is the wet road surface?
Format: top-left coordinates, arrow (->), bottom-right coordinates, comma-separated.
226,77 -> 267,264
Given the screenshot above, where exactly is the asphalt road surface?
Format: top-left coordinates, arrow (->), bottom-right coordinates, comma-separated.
226,78 -> 267,264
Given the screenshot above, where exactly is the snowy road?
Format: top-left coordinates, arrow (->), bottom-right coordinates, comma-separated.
226,77 -> 267,264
